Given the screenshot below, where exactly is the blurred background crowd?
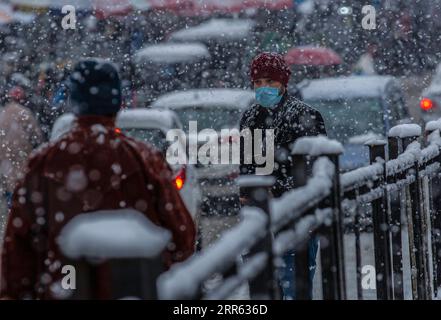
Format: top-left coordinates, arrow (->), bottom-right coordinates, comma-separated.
0,0 -> 440,140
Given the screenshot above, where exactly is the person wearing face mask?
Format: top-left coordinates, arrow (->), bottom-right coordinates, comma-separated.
239,52 -> 327,300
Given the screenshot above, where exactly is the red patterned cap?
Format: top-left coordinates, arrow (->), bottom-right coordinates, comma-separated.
250,52 -> 292,87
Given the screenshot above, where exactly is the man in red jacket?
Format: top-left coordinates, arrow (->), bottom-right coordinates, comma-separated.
0,59 -> 196,299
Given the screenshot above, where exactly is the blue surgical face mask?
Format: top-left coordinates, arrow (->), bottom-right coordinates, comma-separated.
255,87 -> 283,108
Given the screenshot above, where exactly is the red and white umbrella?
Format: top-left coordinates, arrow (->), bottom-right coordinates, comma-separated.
285,46 -> 343,66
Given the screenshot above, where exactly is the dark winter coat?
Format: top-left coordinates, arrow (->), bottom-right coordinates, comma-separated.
240,93 -> 327,198
0,116 -> 196,299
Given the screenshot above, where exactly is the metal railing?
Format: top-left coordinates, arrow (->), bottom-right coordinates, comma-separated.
64,121 -> 441,300
155,121 -> 441,300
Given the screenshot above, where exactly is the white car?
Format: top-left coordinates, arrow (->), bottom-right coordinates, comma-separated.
299,75 -> 409,171
132,42 -> 211,105
168,19 -> 256,88
168,18 -> 256,43
151,88 -> 255,216
50,109 -> 201,219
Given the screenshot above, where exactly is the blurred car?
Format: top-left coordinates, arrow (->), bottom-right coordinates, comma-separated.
151,88 -> 255,216
132,42 -> 211,105
50,109 -> 201,219
168,18 -> 256,88
420,63 -> 441,122
299,75 -> 409,171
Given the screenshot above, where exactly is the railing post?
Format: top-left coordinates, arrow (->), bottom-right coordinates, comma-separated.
387,136 -> 405,300
238,175 -> 278,300
291,137 -> 346,300
353,188 -> 363,300
402,134 -> 429,300
290,153 -> 313,300
324,152 -> 346,300
58,210 -> 170,300
323,152 -> 346,300
425,125 -> 441,297
366,140 -> 393,300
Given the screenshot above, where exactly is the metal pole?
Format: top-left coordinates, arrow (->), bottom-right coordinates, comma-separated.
238,175 -> 278,300
317,154 -> 346,300
425,128 -> 441,297
347,187 -> 363,300
329,154 -> 347,300
290,136 -> 345,300
367,140 -> 393,300
403,135 -> 428,300
430,149 -> 441,296
354,188 -> 363,300
431,171 -> 441,295
291,154 -> 313,300
388,136 -> 404,300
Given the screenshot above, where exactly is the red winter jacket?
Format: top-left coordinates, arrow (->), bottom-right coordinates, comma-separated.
0,116 -> 195,299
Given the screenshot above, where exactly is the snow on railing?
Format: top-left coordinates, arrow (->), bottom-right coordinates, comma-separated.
274,208 -> 333,256
157,207 -> 267,300
386,141 -> 420,176
342,124 -> 441,196
157,137 -> 339,300
341,162 -> 383,191
427,129 -> 441,146
58,209 -> 171,260
291,135 -> 344,156
388,123 -> 422,138
270,157 -> 335,233
425,119 -> 441,133
156,124 -> 441,301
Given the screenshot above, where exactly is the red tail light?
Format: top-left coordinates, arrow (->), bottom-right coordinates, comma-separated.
174,166 -> 186,190
115,127 -> 122,134
420,98 -> 433,111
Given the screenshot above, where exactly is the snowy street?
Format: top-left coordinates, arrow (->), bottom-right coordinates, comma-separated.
2,0 -> 441,303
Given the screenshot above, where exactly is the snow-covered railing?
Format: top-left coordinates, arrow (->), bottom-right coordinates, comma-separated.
159,158 -> 336,299
271,157 -> 335,232
342,124 -> 441,202
273,208 -> 333,256
338,122 -> 441,300
58,209 -> 171,300
157,135 -> 345,300
159,122 -> 441,301
157,207 -> 268,299
341,162 -> 383,192
77,122 -> 441,301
